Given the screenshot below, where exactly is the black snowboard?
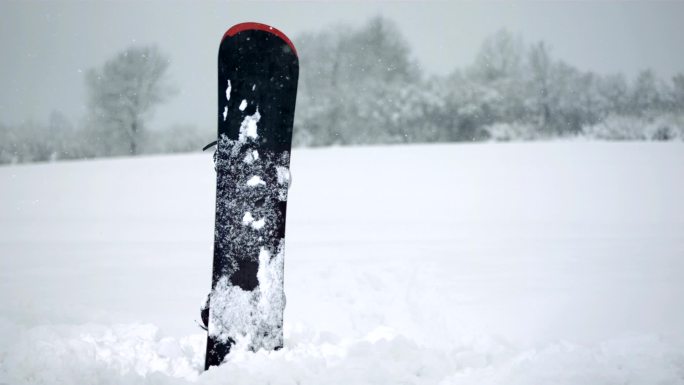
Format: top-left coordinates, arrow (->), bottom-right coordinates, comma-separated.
204,22 -> 299,370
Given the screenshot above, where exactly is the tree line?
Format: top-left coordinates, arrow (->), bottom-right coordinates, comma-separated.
293,17 -> 684,146
1,16 -> 683,164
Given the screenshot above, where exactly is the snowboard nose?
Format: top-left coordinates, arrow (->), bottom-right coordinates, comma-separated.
222,22 -> 298,58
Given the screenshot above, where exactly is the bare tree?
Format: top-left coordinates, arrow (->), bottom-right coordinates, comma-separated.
86,45 -> 173,155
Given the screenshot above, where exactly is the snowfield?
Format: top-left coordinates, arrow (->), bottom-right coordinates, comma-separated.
1,142 -> 683,384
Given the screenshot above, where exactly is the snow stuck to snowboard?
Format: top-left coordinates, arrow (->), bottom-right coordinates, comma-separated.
208,106 -> 290,352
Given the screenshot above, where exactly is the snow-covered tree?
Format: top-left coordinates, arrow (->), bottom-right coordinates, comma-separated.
468,29 -> 527,126
472,29 -> 524,82
630,70 -> 661,115
596,74 -> 630,116
294,16 -> 420,146
86,45 -> 174,155
669,73 -> 684,113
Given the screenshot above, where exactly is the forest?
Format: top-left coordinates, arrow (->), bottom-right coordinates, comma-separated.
2,16 -> 683,164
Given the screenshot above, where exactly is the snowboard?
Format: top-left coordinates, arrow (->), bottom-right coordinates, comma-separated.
204,22 -> 299,370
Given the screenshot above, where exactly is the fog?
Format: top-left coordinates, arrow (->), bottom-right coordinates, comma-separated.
1,1 -> 683,131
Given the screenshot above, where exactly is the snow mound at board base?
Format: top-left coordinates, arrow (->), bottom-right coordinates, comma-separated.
1,318 -> 683,385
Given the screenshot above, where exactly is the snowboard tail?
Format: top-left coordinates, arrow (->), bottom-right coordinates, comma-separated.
205,22 -> 299,370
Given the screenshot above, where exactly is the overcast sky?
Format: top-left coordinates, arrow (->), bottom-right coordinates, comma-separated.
1,1 -> 683,131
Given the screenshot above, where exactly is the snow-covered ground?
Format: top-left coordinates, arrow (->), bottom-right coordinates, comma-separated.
1,142 -> 683,384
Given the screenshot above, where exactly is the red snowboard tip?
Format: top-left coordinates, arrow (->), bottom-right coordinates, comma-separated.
222,22 -> 298,57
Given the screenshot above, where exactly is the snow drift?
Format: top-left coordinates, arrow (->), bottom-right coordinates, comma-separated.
1,142 -> 683,384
